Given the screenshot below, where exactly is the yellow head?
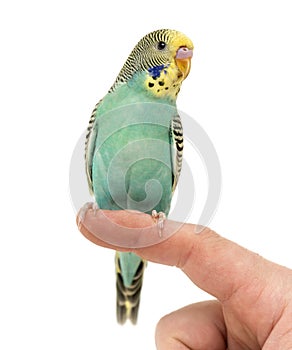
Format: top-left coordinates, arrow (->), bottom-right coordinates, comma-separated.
111,29 -> 194,100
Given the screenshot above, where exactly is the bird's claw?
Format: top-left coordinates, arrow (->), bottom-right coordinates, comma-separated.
152,210 -> 166,238
77,202 -> 99,229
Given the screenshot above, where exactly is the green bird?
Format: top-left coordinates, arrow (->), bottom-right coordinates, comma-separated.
85,29 -> 193,324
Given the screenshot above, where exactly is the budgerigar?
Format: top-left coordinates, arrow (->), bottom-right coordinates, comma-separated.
85,29 -> 193,324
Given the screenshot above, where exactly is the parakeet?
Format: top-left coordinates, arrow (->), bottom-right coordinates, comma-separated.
85,29 -> 193,324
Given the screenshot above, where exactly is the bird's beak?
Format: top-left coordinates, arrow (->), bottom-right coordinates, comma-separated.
175,47 -> 193,79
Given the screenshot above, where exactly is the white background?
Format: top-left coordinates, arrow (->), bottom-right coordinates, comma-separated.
1,0 -> 292,349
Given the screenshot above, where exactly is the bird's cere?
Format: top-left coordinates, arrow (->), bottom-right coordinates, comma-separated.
176,46 -> 193,60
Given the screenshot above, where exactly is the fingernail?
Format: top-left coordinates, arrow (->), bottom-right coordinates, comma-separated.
77,202 -> 95,230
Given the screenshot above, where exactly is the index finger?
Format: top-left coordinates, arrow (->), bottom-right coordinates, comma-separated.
77,206 -> 263,302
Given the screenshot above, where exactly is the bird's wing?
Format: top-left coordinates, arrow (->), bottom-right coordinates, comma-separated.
170,114 -> 184,193
85,100 -> 102,195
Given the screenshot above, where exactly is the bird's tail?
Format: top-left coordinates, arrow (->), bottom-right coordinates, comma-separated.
115,251 -> 146,325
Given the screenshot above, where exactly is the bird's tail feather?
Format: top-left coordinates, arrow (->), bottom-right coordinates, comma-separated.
115,252 -> 146,325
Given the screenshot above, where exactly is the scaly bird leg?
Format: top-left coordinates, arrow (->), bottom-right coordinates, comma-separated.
151,210 -> 166,238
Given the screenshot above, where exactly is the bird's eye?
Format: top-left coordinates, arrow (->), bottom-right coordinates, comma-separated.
157,41 -> 166,50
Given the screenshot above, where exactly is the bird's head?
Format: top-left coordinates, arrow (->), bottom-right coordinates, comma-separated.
111,29 -> 194,101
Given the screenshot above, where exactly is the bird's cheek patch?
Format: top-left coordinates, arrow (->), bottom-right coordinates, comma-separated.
147,64 -> 169,79
145,63 -> 182,99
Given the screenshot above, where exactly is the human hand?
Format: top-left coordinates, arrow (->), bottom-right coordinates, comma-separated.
77,208 -> 292,349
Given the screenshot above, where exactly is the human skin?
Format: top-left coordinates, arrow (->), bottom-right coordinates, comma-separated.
76,208 -> 292,349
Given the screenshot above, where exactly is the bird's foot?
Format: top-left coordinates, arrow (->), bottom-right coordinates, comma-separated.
77,202 -> 99,229
151,210 -> 166,238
